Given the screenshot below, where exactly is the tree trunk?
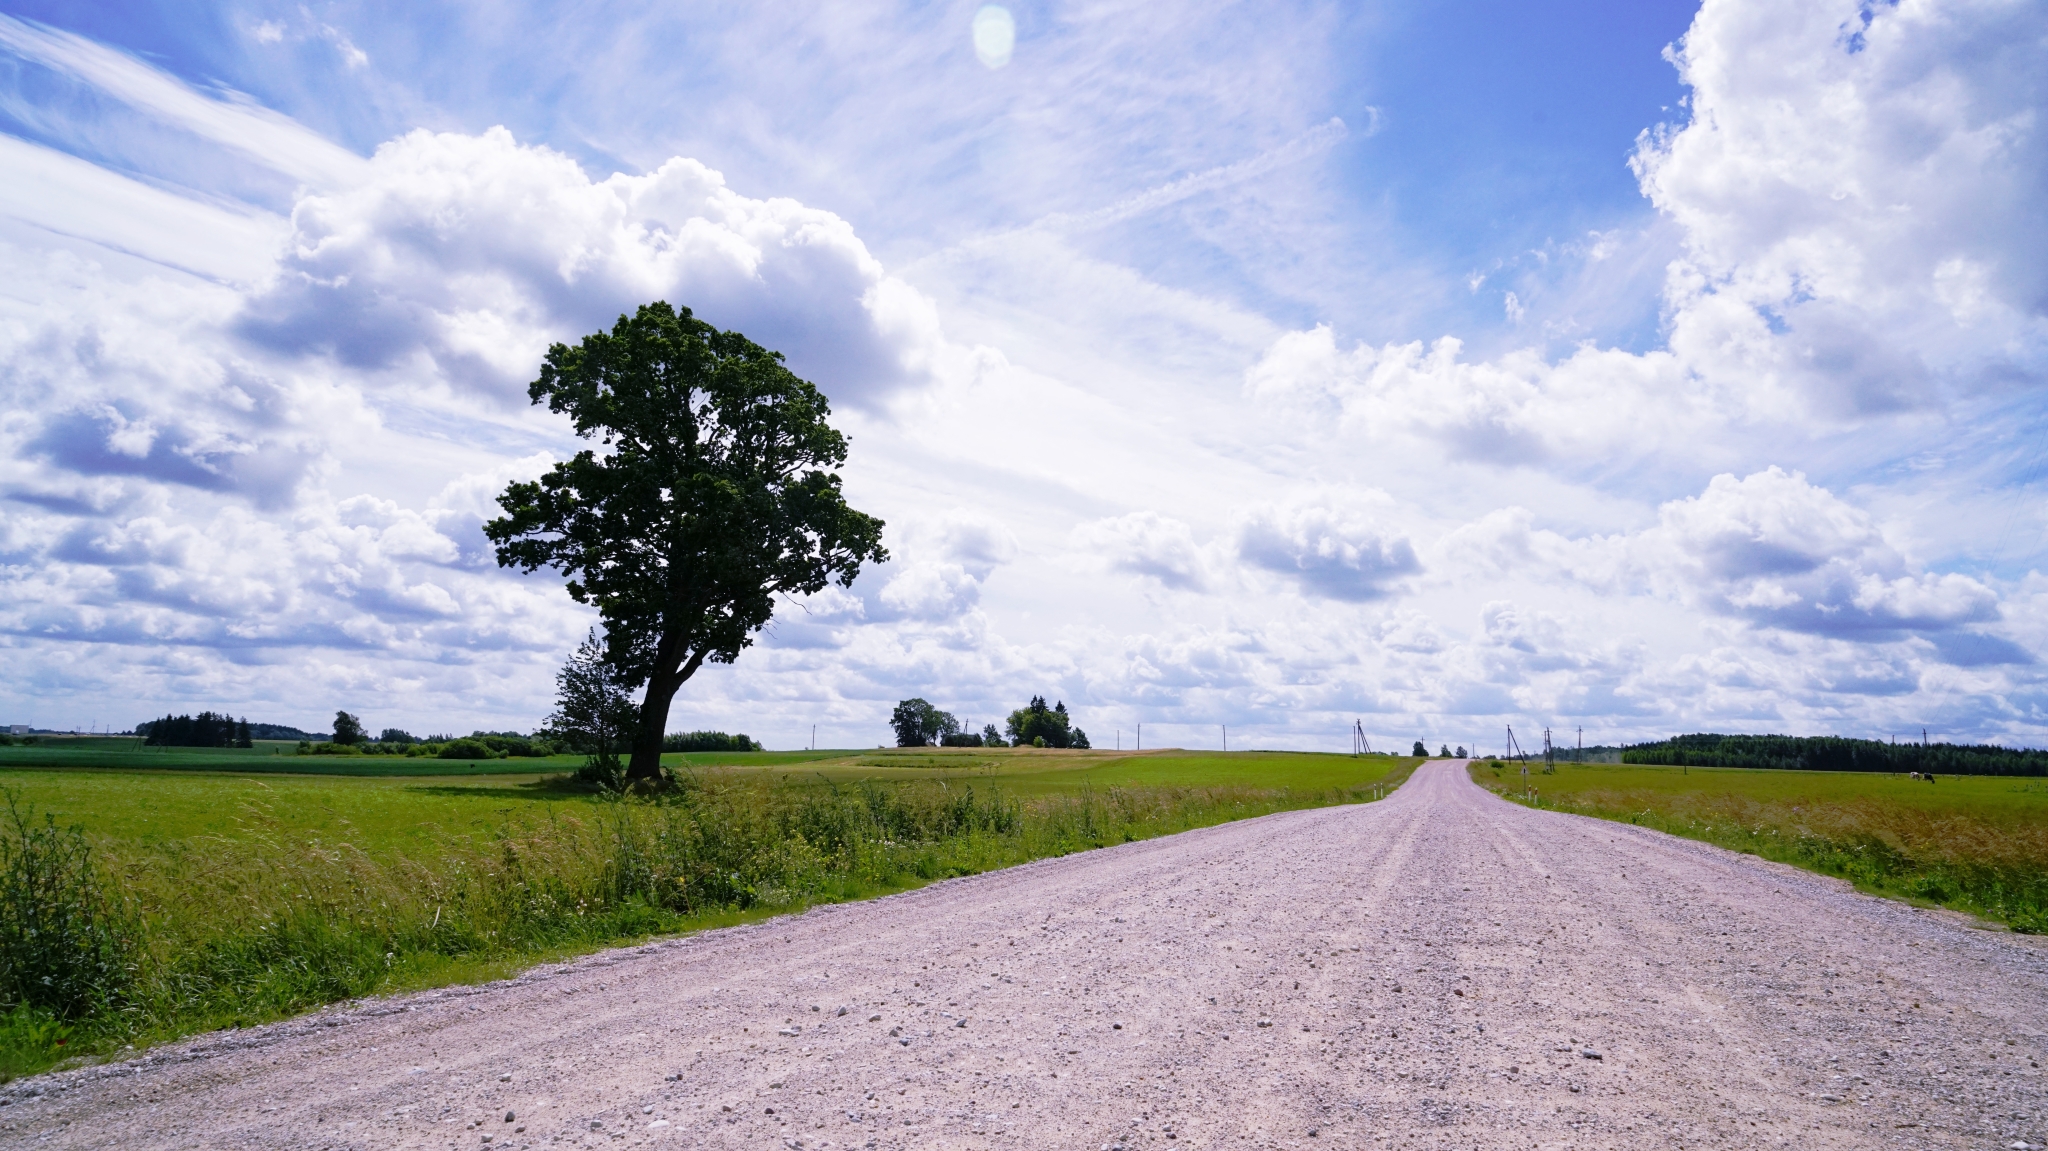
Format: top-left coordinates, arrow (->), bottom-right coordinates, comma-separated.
625,648 -> 708,781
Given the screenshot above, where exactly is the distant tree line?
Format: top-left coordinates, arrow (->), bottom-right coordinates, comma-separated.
130,691 -> 765,775
890,695 -> 1090,749
1620,733 -> 2048,777
249,722 -> 323,741
662,731 -> 758,752
139,712 -> 251,748
133,716 -> 322,743
292,710 -> 557,760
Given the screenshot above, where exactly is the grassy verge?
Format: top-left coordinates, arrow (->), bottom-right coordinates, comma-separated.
0,751 -> 1416,1080
1469,759 -> 2048,934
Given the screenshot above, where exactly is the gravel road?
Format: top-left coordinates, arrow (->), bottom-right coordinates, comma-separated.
6,759 -> 2045,1149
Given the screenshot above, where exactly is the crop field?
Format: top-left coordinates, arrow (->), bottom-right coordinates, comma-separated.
0,749 -> 1417,1080
1469,758 -> 2048,934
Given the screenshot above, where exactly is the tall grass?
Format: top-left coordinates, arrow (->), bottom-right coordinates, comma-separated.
0,771 -> 1391,1081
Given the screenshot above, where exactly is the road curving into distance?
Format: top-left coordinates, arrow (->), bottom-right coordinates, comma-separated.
5,759 -> 2044,1149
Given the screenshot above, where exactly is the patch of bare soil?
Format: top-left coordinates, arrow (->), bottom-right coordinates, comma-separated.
5,761 -> 2044,1149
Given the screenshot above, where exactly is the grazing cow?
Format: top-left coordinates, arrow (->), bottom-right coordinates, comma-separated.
1909,772 -> 1921,780
1925,773 -> 1937,783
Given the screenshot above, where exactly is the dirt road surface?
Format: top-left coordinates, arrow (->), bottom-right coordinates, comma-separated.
6,760 -> 2044,1149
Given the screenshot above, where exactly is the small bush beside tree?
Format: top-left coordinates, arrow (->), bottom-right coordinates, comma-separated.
544,632 -> 638,789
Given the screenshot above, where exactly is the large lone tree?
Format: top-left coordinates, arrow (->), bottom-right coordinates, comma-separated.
487,301 -> 887,781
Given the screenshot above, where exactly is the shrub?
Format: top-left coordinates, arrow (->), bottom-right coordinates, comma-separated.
548,633 -> 635,779
437,738 -> 498,760
574,757 -> 626,791
302,742 -> 365,756
940,732 -> 983,747
474,733 -> 553,757
0,792 -> 131,1018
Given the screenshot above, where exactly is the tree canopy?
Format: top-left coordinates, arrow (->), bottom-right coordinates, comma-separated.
890,698 -> 959,747
331,711 -> 366,747
1005,696 -> 1089,749
487,302 -> 887,780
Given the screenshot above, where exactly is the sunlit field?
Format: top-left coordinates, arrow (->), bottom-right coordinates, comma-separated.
1469,758 -> 2048,935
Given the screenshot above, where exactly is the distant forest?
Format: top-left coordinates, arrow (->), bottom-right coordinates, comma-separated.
139,712 -> 251,748
138,715 -> 324,744
1620,733 -> 2048,777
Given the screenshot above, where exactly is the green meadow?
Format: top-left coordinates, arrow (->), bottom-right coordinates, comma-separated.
1469,758 -> 2048,934
0,737 -> 861,777
0,747 -> 1418,1080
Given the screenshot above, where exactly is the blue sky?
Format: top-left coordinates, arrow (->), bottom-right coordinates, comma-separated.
1,0 -> 2045,749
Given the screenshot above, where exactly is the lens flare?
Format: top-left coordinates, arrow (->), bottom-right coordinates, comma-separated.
972,5 -> 1015,69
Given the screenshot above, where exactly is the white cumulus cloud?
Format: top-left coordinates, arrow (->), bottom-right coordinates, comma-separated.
238,127 -> 946,408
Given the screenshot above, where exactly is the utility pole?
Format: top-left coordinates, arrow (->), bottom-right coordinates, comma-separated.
1543,726 -> 1554,770
1577,725 -> 1583,762
1223,724 -> 1228,752
1137,723 -> 1142,751
811,724 -> 815,751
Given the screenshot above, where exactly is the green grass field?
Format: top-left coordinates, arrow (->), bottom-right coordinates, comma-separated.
0,737 -> 862,777
1469,758 -> 2048,933
0,748 -> 1417,1080
709,747 -> 1413,793
0,749 -> 1407,853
